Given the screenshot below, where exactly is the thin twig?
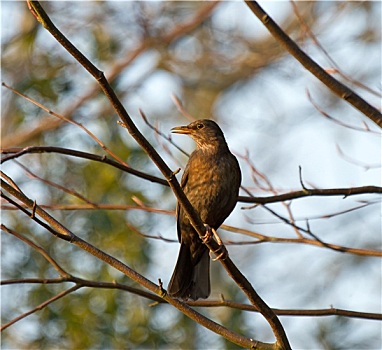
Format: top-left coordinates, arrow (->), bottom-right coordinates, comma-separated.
2,2 -> 220,149
306,89 -> 380,135
23,2 -> 286,347
2,147 -> 381,202
336,144 -> 381,170
140,109 -> 189,157
291,0 -> 381,99
30,3 -> 288,344
171,94 -> 195,123
1,146 -> 168,186
221,225 -> 382,257
1,285 -> 81,331
1,225 -> 70,277
245,1 -> 382,127
2,82 -> 128,166
13,160 -> 99,207
2,171 -> 262,349
2,202 -> 174,215
2,278 -> 380,321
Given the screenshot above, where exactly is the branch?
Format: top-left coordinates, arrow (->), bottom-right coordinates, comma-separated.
306,89 -> 380,135
1,146 -> 168,186
1,225 -> 70,277
140,98 -> 189,158
222,225 -> 382,258
291,0 -> 381,99
1,177 -> 264,349
3,224 -> 379,327
245,1 -> 382,127
2,2 -> 220,149
2,146 -> 381,203
13,160 -> 99,207
4,186 -> 379,259
337,144 -> 381,170
26,2 -> 290,347
1,276 -> 164,304
3,278 -> 380,321
238,186 -> 382,204
1,224 -> 166,303
1,284 -> 81,331
1,82 -> 129,166
5,200 -> 378,257
189,300 -> 382,321
3,280 -> 379,325
2,202 -> 174,215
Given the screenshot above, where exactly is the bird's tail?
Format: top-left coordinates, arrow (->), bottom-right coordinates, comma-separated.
168,243 -> 210,300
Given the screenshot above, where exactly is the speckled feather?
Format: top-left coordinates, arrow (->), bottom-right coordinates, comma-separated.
168,119 -> 241,300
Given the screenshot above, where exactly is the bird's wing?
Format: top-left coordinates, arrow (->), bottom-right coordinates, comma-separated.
180,161 -> 190,188
175,162 -> 190,242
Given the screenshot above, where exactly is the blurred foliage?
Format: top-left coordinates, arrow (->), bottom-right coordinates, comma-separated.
1,1 -> 381,349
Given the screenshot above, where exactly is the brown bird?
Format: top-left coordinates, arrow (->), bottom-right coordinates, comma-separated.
168,119 -> 241,300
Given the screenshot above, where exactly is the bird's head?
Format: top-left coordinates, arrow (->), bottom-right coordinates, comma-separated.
171,119 -> 228,151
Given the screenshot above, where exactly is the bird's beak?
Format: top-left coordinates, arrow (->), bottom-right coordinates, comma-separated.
171,125 -> 191,134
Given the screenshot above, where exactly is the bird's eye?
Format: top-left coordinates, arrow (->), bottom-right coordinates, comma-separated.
196,123 -> 204,130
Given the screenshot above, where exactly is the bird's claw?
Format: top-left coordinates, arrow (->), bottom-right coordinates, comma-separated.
202,224 -> 228,261
201,224 -> 213,244
211,245 -> 228,261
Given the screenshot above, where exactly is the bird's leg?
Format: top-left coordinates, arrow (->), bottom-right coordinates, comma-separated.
210,227 -> 228,261
202,224 -> 228,261
201,224 -> 214,244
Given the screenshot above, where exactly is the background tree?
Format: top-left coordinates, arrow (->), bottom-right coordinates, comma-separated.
1,1 -> 381,349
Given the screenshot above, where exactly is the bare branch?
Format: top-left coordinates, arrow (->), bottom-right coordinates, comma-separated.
3,147 -> 381,203
238,186 -> 382,204
1,173 -> 263,349
291,0 -> 381,99
189,300 -> 382,321
25,2 -> 290,347
4,190 -> 378,258
1,146 -> 168,186
336,145 -> 382,170
1,284 -> 81,331
3,2 -> 220,148
1,225 -> 70,277
171,94 -> 195,123
13,160 -> 99,207
3,278 -> 380,321
222,225 -> 382,258
1,82 -> 128,166
245,1 -> 382,127
307,89 -> 380,135
140,109 -> 189,157
2,202 -> 174,215
127,223 -> 177,243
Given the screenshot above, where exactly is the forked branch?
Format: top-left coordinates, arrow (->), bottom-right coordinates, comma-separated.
23,1 -> 291,348
245,1 -> 382,127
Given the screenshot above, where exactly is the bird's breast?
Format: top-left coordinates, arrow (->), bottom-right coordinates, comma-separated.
182,151 -> 241,228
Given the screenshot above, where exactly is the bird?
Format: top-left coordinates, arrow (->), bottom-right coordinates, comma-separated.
168,119 -> 241,300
